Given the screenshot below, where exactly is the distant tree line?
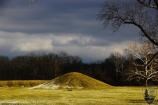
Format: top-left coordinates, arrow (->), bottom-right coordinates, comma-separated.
0,51 -> 157,86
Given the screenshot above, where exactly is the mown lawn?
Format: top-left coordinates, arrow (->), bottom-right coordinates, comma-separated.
0,87 -> 157,105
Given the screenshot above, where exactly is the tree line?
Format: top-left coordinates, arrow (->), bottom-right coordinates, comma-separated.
0,49 -> 157,86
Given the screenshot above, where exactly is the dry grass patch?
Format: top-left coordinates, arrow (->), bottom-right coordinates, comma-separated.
0,87 -> 156,105
0,80 -> 47,87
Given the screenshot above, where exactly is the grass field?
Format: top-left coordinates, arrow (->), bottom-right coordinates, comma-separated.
0,87 -> 157,105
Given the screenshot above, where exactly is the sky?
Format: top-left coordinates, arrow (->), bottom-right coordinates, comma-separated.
0,0 -> 140,62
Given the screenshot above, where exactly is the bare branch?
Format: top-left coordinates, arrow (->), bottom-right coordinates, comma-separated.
99,0 -> 158,46
148,70 -> 158,77
146,52 -> 158,66
123,21 -> 158,46
137,0 -> 158,9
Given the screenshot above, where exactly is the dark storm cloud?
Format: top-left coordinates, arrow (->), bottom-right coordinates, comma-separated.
0,0 -> 138,40
0,0 -> 102,33
0,0 -> 140,62
0,0 -> 10,7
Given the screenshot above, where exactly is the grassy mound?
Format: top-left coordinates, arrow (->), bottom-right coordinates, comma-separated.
32,72 -> 110,89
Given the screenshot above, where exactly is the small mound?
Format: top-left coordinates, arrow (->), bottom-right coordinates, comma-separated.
32,72 -> 110,89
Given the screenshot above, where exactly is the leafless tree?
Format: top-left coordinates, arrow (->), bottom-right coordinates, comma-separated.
110,52 -> 125,78
137,0 -> 158,9
126,42 -> 158,86
98,0 -> 158,77
99,0 -> 158,45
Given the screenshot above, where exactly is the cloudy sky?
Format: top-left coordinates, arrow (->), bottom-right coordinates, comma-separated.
0,0 -> 140,62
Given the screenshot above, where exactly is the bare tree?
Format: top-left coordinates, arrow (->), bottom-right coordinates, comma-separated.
137,0 -> 158,9
98,0 -> 158,74
99,0 -> 158,45
110,52 -> 125,79
126,42 -> 158,86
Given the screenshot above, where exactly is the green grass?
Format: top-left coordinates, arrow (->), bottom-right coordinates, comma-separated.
0,87 -> 157,105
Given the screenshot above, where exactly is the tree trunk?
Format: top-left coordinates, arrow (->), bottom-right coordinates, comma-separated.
146,79 -> 148,87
